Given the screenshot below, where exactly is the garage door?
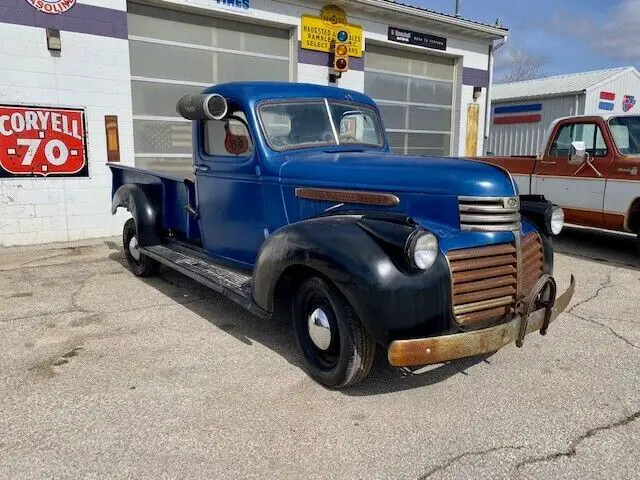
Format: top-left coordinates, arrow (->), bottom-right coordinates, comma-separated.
127,3 -> 291,174
364,44 -> 455,157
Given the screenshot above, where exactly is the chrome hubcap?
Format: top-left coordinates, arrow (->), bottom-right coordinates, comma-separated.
128,236 -> 141,261
308,308 -> 332,350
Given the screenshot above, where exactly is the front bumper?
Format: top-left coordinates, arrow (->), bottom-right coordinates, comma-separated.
388,275 -> 576,367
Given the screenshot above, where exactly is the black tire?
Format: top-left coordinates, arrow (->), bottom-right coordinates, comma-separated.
636,231 -> 640,257
122,218 -> 160,277
292,277 -> 375,389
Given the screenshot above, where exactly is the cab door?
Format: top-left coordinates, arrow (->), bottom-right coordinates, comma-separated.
532,119 -> 614,228
194,112 -> 265,268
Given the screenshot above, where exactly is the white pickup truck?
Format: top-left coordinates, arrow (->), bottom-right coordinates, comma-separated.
482,114 -> 640,254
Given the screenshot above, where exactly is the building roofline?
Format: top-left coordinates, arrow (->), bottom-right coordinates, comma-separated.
492,91 -> 587,103
353,0 -> 509,39
586,67 -> 640,92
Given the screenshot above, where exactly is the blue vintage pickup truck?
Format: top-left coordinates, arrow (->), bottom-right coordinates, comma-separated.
109,82 -> 575,389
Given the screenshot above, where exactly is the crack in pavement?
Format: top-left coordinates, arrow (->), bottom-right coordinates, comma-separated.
564,268 -> 638,348
418,445 -> 525,479
568,312 -> 638,349
515,409 -> 640,471
0,257 -> 111,272
70,275 -> 93,314
567,270 -> 614,316
2,295 -> 212,323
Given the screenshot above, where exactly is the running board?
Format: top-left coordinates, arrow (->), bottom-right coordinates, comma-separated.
140,244 -> 269,318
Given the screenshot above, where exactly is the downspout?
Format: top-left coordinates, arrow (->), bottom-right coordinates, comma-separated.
484,35 -> 508,154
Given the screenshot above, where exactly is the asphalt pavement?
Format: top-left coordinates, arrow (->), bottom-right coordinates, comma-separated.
1,226 -> 638,479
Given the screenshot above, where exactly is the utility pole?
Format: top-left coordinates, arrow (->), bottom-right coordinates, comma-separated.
455,0 -> 461,17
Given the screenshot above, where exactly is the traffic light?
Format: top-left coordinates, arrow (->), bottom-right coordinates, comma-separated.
332,29 -> 349,73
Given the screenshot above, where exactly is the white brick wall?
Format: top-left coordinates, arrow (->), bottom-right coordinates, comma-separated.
0,0 -> 501,247
0,23 -> 133,247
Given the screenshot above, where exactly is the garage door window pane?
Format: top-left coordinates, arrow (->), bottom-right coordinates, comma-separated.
377,104 -> 406,130
407,105 -> 451,132
365,49 -> 410,74
130,41 -> 214,83
407,133 -> 450,151
132,81 -> 204,118
135,156 -> 193,177
218,54 -> 288,82
387,132 -> 406,152
128,5 -> 214,46
409,78 -> 453,106
409,56 -> 454,80
365,72 -> 409,103
133,120 -> 192,154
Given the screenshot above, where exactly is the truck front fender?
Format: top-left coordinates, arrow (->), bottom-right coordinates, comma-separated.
112,184 -> 161,247
252,216 -> 452,346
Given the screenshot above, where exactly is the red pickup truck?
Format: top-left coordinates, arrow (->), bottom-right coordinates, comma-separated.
481,114 -> 640,254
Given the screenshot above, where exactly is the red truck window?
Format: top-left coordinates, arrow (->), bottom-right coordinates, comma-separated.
550,123 -> 608,158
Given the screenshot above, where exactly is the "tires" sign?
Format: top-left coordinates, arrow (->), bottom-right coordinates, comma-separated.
0,106 -> 88,178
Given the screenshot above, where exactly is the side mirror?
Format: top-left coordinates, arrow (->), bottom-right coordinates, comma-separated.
568,141 -> 587,165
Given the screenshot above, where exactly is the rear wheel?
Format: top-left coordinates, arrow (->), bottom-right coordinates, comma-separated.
292,277 -> 375,389
123,218 -> 160,277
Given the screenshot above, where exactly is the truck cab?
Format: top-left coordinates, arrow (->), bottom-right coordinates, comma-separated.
482,114 -> 640,254
109,82 -> 574,389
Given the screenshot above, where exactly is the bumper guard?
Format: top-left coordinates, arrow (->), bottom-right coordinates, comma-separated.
388,274 -> 576,367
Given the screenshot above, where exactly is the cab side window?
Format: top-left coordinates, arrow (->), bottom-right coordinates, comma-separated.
550,123 -> 607,158
204,111 -> 253,158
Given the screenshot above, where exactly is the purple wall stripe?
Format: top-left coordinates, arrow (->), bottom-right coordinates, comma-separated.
0,0 -> 127,40
298,43 -> 365,71
462,67 -> 489,87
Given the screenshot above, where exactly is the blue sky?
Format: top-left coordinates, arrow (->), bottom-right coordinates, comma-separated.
411,0 -> 640,78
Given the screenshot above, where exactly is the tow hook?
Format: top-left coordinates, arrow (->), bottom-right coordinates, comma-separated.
515,274 -> 557,347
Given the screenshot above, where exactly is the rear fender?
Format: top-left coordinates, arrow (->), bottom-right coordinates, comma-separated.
624,197 -> 640,233
112,184 -> 161,247
252,215 -> 452,345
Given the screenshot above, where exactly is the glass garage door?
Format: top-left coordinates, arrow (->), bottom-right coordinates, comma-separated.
127,3 -> 291,175
364,44 -> 455,157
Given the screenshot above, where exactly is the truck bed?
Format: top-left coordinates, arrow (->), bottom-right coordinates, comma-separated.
109,164 -> 201,243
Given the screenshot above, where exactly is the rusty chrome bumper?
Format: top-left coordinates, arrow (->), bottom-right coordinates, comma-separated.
388,275 -> 576,367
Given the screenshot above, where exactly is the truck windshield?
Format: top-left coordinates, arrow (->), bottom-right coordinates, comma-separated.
609,116 -> 640,156
259,99 -> 384,151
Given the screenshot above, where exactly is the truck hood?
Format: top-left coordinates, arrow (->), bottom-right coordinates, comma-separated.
278,151 -> 516,197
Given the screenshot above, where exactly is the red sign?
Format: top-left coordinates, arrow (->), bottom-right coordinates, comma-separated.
0,105 -> 88,178
26,0 -> 77,15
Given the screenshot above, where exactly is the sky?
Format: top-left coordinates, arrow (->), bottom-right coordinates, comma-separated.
411,0 -> 640,79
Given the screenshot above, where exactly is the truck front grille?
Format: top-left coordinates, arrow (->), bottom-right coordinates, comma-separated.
447,232 -> 544,326
458,196 -> 521,232
522,232 -> 544,297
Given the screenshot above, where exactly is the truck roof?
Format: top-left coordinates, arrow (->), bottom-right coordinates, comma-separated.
202,81 -> 376,107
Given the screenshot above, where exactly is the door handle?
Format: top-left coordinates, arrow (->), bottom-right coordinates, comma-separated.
540,161 -> 557,165
193,165 -> 210,173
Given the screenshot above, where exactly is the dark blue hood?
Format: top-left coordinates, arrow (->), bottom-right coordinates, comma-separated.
279,151 -> 516,197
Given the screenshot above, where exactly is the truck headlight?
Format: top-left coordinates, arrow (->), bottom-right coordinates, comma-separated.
549,207 -> 564,235
406,231 -> 439,270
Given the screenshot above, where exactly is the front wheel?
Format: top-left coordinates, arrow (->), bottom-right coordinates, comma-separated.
123,218 -> 160,277
292,277 -> 375,389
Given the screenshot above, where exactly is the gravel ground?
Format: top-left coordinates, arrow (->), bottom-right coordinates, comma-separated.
1,226 -> 638,479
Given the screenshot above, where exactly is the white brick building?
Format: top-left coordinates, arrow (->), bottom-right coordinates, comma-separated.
0,0 -> 507,246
